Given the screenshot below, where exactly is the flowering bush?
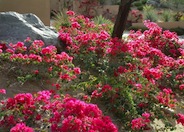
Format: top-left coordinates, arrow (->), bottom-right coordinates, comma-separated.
59,11 -> 184,131
0,39 -> 77,86
0,35 -> 117,131
0,90 -> 117,131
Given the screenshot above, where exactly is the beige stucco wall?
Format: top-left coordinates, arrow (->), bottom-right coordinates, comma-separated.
132,22 -> 184,29
50,0 -> 62,12
0,0 -> 50,26
50,0 -> 73,12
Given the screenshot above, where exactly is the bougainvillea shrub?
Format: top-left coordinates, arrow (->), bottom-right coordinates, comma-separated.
0,39 -> 77,86
0,37 -> 117,131
59,11 -> 184,131
0,90 -> 117,131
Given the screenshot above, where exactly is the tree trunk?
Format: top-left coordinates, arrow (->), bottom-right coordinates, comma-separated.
112,0 -> 133,39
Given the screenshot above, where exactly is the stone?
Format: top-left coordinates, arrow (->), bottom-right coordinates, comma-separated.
147,0 -> 161,7
0,12 -> 59,48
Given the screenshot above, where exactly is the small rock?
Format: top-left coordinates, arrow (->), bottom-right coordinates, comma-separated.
147,0 -> 161,7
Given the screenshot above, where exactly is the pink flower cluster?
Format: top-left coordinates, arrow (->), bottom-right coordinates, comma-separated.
10,123 -> 34,132
9,42 -> 27,53
0,89 -> 6,94
50,97 -> 117,132
177,113 -> 184,126
156,88 -> 176,108
143,67 -> 163,81
66,10 -> 75,16
131,112 -> 151,130
91,84 -> 112,98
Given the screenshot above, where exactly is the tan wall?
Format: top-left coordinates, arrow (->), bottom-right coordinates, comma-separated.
50,0 -> 62,12
50,0 -> 73,12
0,0 -> 50,26
132,22 -> 184,29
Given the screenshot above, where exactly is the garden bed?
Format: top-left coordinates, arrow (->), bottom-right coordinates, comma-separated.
0,11 -> 184,132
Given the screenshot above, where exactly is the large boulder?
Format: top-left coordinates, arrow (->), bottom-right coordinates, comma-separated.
0,12 -> 59,47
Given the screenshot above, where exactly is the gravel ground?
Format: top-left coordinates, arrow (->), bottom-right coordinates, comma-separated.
179,35 -> 184,40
